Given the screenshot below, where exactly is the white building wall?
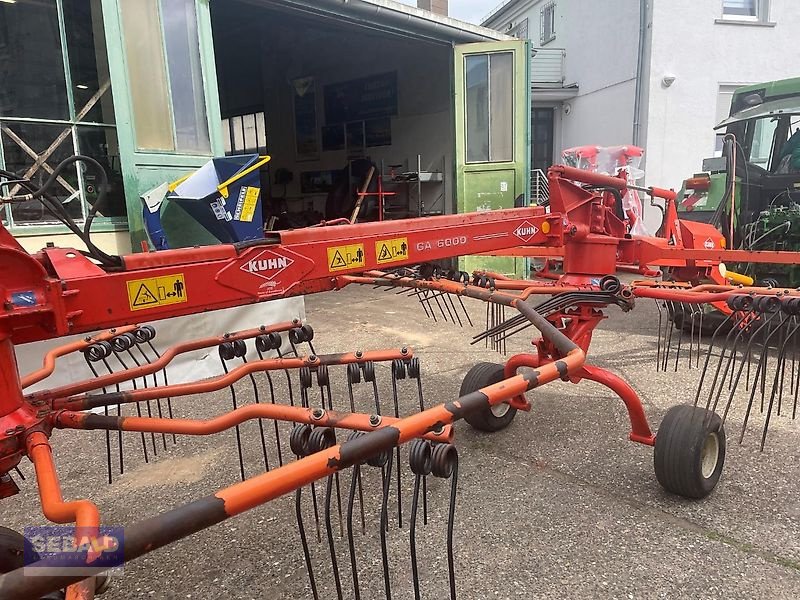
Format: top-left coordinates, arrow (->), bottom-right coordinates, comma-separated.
485,0 -> 641,158
645,0 -> 800,189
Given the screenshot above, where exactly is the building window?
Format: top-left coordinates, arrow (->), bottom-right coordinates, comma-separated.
0,0 -> 127,230
508,18 -> 529,40
722,0 -> 768,21
540,1 -> 556,45
119,0 -> 210,154
465,52 -> 514,163
222,112 -> 267,155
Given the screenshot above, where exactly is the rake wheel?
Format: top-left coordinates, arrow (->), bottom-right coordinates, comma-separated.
654,405 -> 726,499
459,362 -> 518,432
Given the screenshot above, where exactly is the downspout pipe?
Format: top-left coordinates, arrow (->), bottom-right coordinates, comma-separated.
632,0 -> 648,146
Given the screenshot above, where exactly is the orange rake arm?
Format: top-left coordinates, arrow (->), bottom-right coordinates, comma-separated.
50,349 -> 413,411
54,404 -> 454,444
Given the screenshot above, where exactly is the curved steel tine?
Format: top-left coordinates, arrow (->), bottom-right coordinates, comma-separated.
134,342 -> 168,450
346,465 -> 363,600
125,348 -> 158,456
240,354 -> 270,472
218,357 -> 245,481
113,351 -> 149,464
83,353 -> 112,484
761,317 -> 800,448
296,485 -> 319,600
692,310 -> 735,410
324,467 -> 344,600
100,355 -> 125,473
410,471 -> 424,600
379,451 -> 394,600
144,337 -> 177,444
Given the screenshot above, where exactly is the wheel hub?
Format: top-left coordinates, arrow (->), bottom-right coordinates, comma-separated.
701,432 -> 720,479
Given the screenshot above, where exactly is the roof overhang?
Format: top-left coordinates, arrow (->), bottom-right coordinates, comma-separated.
246,0 -> 512,45
532,85 -> 579,102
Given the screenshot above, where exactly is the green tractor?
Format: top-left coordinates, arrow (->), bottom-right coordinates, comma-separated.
675,77 -> 800,288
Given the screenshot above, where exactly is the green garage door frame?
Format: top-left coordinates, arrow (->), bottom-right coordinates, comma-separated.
454,39 -> 531,277
100,0 -> 224,251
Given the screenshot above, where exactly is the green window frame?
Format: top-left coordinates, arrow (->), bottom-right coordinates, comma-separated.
0,0 -> 127,236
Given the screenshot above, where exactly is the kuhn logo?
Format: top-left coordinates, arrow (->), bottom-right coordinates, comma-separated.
513,221 -> 539,242
241,250 -> 294,281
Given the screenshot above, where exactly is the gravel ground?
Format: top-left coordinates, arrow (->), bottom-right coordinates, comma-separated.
3,285 -> 800,599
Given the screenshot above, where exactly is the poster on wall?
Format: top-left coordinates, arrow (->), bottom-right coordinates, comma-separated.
322,124 -> 345,151
365,117 -> 392,147
324,72 -> 398,124
346,121 -> 365,159
293,76 -> 318,160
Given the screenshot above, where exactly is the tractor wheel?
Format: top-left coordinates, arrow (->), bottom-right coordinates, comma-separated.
459,362 -> 517,432
654,404 -> 726,499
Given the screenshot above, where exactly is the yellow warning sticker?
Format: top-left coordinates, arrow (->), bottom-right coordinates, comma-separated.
237,186 -> 260,223
126,274 -> 187,312
375,237 -> 409,265
327,243 -> 365,272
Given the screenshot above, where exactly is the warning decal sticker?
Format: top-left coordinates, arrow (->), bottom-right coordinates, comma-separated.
375,237 -> 409,265
327,243 -> 365,272
127,273 -> 187,312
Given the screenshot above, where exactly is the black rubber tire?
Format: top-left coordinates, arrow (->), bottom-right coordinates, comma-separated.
459,362 -> 518,432
654,404 -> 726,499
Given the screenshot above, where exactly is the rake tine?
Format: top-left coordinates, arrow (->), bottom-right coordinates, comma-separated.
296,484 -> 319,600
219,356 -> 246,481
346,366 -> 367,533
413,289 -> 433,320
431,291 -> 452,322
241,356 -> 271,472
737,313 -> 788,443
673,303 -> 687,372
83,353 -> 113,484
431,443 -> 460,600
13,466 -> 24,480
719,309 -> 780,423
687,304 -> 699,369
390,360 -> 404,528
112,351 -> 149,464
447,294 -> 463,328
379,449 -> 394,600
692,311 -> 735,410
100,355 -> 125,473
316,367 -> 344,537
697,307 -> 705,368
457,296 -> 474,327
144,337 -> 176,444
761,318 -> 800,448
708,314 -> 753,416
346,460 -> 363,600
654,300 -> 664,372
421,290 -> 438,322
134,343 -> 168,451
409,447 -> 427,600
124,348 -> 158,456
662,301 -> 675,371
324,463 -> 344,600
407,358 -> 428,524
274,346 -> 296,406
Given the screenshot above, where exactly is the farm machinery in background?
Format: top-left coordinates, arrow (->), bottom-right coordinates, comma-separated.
1,156 -> 800,600
677,76 -> 800,288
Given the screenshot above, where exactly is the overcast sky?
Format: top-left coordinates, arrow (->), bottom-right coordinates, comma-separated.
398,0 -> 500,24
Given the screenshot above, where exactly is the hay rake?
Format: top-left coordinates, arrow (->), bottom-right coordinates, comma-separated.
1,157 -> 800,599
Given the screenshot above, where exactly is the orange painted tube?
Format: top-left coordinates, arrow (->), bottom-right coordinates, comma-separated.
26,431 -> 100,532
52,349 -> 412,411
54,404 -> 453,443
29,322 -> 301,402
20,326 -> 138,389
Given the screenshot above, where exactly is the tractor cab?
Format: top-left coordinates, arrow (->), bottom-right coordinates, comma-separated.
676,77 -> 800,286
